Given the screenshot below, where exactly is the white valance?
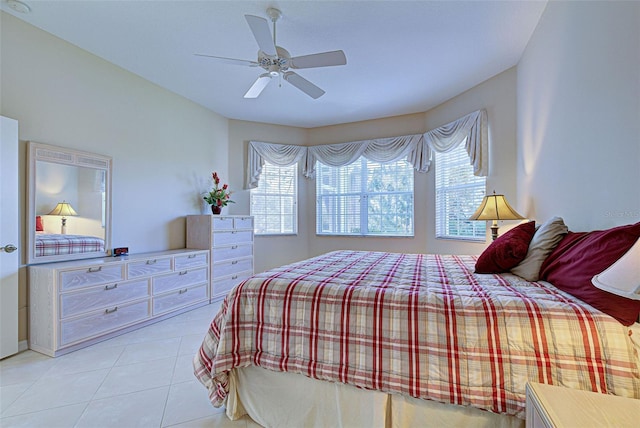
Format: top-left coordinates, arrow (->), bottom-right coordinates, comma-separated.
245,109 -> 488,188
305,134 -> 425,178
423,109 -> 488,176
246,141 -> 307,189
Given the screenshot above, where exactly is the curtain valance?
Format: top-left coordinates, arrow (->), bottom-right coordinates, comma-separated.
422,109 -> 488,176
245,109 -> 487,188
246,141 -> 307,189
305,134 -> 425,178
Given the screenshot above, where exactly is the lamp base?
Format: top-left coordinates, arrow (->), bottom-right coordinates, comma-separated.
490,220 -> 499,241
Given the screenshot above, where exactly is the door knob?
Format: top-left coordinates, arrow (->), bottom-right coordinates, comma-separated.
1,244 -> 17,253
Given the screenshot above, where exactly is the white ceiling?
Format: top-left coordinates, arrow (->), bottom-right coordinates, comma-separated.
1,0 -> 547,128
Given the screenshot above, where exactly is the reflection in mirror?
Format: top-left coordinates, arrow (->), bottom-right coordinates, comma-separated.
27,142 -> 112,264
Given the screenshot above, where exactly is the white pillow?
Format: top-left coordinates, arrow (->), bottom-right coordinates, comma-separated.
510,216 -> 568,281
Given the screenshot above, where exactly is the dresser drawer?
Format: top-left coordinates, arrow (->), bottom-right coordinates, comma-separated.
152,267 -> 208,295
60,265 -> 124,291
213,257 -> 253,278
212,216 -> 234,230
213,230 -> 253,246
174,252 -> 208,270
127,257 -> 172,278
60,299 -> 150,346
213,244 -> 253,262
153,283 -> 208,315
60,278 -> 150,319
234,217 -> 253,230
212,270 -> 253,299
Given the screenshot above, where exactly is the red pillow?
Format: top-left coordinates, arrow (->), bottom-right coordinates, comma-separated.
36,215 -> 44,232
540,222 -> 640,326
475,221 -> 536,273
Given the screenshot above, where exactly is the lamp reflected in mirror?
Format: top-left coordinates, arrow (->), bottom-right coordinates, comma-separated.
48,201 -> 78,234
469,191 -> 524,240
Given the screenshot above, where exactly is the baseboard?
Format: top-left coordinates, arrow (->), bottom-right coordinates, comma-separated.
18,340 -> 28,353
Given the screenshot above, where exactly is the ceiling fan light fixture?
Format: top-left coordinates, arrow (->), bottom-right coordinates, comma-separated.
268,65 -> 280,77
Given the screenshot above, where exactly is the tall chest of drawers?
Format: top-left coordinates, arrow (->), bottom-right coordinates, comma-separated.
186,215 -> 254,301
28,248 -> 209,357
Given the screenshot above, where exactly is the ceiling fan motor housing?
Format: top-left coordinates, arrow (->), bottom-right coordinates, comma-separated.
258,46 -> 291,75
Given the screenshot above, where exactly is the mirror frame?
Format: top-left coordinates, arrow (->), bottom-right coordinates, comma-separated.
27,141 -> 112,264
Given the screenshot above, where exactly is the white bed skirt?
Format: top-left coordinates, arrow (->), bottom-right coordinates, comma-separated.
225,366 -> 525,428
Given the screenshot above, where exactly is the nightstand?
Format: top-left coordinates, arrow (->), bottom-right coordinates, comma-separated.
525,382 -> 640,427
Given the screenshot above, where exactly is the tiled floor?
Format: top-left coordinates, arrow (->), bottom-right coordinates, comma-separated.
0,301 -> 262,428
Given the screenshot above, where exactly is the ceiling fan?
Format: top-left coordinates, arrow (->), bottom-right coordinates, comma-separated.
196,7 -> 347,99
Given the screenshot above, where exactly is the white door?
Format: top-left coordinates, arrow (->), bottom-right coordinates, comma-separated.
0,116 -> 19,359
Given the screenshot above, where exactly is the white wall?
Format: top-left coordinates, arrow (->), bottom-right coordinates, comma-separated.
517,1 -> 640,231
1,12 -> 230,342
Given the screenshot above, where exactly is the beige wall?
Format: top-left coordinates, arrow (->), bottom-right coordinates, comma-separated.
227,120 -> 309,273
517,1 -> 640,231
1,12 -> 230,343
306,67 -> 519,258
226,68 -> 519,270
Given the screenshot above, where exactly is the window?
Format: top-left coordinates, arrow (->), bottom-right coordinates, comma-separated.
250,162 -> 297,235
316,157 -> 414,236
435,140 -> 486,240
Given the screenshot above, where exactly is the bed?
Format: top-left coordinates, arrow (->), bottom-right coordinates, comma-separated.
194,247 -> 640,427
35,233 -> 106,257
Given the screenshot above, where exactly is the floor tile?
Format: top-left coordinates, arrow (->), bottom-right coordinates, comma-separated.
93,356 -> 176,399
161,379 -> 220,427
0,300 -> 253,427
0,382 -> 32,413
164,413 -> 261,428
172,354 -> 197,384
45,345 -> 124,376
0,352 -> 57,387
75,386 -> 169,428
1,368 -> 109,417
115,337 -> 181,366
178,333 -> 205,356
0,403 -> 87,428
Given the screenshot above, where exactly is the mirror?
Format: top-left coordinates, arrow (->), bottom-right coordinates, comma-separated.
27,142 -> 112,264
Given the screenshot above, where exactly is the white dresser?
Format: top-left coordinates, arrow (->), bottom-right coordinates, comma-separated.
186,215 -> 254,301
28,248 -> 209,357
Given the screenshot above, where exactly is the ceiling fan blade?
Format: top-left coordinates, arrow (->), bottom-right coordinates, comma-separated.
194,53 -> 259,67
244,74 -> 272,98
289,50 -> 347,69
283,71 -> 325,99
245,15 -> 277,56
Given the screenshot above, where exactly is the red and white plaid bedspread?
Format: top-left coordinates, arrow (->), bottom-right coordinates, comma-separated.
35,234 -> 105,257
194,251 -> 640,418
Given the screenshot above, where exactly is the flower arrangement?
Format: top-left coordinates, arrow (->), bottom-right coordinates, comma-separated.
203,172 -> 234,208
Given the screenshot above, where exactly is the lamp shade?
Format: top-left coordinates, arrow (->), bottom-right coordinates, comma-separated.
48,201 -> 78,217
591,238 -> 640,300
469,192 -> 524,221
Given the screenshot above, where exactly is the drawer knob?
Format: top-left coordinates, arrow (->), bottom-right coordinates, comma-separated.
179,288 -> 188,294
188,254 -> 196,259
179,270 -> 188,275
105,306 -> 118,314
232,245 -> 238,250
87,266 -> 102,273
146,259 -> 157,265
104,284 -> 118,291
231,231 -> 237,234
232,261 -> 238,265
232,275 -> 238,280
